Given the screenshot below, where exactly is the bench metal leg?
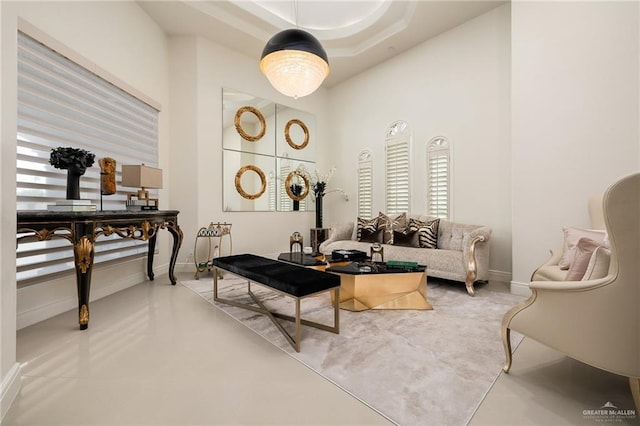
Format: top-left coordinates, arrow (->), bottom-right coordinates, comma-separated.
212,267 -> 340,352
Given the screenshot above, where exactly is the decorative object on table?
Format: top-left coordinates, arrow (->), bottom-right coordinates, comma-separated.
310,227 -> 329,256
330,249 -> 368,262
98,157 -> 116,211
121,164 -> 162,209
303,246 -> 313,255
260,27 -> 329,99
49,146 -> 95,200
194,222 -> 232,280
370,242 -> 384,263
47,199 -> 97,212
99,158 -> 116,195
277,252 -> 325,267
290,231 -> 303,253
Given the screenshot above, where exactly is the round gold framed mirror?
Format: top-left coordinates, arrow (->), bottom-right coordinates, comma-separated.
234,165 -> 267,200
285,119 -> 309,150
284,170 -> 310,201
234,106 -> 266,142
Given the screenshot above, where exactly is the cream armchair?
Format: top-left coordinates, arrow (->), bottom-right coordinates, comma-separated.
501,172 -> 640,411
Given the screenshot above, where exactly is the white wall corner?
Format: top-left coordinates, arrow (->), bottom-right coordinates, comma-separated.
509,281 -> 532,297
489,269 -> 512,284
0,362 -> 22,422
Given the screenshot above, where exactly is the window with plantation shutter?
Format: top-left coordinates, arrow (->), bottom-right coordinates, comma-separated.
357,150 -> 373,219
16,31 -> 160,284
268,171 -> 277,211
278,162 -> 293,212
427,136 -> 451,219
385,121 -> 411,214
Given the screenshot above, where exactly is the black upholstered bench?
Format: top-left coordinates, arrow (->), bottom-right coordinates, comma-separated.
212,253 -> 340,352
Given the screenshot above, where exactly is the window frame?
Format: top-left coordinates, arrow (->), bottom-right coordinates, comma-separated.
357,150 -> 373,219
385,120 -> 411,214
426,136 -> 451,219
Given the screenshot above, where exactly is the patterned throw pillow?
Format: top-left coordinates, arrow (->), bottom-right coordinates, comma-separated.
392,229 -> 419,247
357,216 -> 379,241
378,212 -> 408,244
360,227 -> 384,243
408,218 -> 440,249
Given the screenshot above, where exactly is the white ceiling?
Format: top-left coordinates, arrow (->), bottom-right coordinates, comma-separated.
138,0 -> 506,87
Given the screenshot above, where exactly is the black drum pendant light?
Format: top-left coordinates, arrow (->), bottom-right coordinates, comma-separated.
260,28 -> 330,99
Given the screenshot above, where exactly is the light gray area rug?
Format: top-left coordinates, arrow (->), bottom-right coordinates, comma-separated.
182,276 -> 525,426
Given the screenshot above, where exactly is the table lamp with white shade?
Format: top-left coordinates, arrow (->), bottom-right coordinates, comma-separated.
121,164 -> 162,208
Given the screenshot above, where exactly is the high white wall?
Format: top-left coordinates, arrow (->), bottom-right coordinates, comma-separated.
168,36 -> 330,269
1,1 -> 169,417
511,1 -> 640,292
326,5 -> 512,279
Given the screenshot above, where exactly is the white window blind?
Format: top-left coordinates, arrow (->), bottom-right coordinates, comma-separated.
385,121 -> 411,214
16,31 -> 160,284
427,137 -> 451,219
357,150 -> 373,219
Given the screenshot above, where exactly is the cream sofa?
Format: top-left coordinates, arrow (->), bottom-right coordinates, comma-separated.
319,214 -> 491,296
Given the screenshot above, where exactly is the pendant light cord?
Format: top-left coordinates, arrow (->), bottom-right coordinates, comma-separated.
293,0 -> 299,28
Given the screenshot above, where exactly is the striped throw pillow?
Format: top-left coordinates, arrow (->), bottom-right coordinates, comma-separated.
378,212 -> 408,244
357,217 -> 379,241
408,218 -> 440,249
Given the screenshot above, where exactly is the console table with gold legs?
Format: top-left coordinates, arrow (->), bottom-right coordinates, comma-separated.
16,210 -> 183,330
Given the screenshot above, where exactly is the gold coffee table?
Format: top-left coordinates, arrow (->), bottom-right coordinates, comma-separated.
326,262 -> 433,312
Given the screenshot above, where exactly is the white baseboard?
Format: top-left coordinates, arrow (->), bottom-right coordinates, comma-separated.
1,363 -> 22,422
175,261 -> 194,274
489,269 -> 512,283
509,280 -> 532,297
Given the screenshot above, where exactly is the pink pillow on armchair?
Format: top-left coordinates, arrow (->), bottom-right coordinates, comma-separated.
565,238 -> 601,281
559,227 -> 608,270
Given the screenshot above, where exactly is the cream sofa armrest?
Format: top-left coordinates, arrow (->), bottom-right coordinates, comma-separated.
462,227 -> 491,255
461,226 -> 491,291
319,222 -> 354,252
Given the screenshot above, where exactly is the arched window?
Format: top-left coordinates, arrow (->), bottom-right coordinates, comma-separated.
427,136 -> 451,218
357,150 -> 373,219
385,121 -> 411,214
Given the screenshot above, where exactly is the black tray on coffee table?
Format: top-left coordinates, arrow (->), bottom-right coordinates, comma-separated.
326,261 -> 425,274
277,252 -> 326,266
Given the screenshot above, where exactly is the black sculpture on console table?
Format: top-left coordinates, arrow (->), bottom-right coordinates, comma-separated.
49,147 -> 95,200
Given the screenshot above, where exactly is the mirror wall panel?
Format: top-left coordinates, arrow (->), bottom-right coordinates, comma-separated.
222,91 -> 275,156
223,150 -> 276,212
276,158 -> 315,212
276,105 -> 316,162
222,88 -> 316,212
